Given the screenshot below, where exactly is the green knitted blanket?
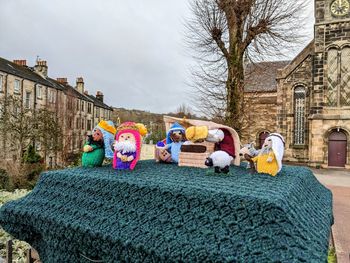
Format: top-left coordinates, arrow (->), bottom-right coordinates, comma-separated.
0,161 -> 333,262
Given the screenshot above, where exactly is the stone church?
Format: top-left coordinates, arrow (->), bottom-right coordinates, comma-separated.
242,0 -> 350,168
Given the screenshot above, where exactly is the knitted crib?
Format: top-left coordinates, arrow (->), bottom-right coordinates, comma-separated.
0,161 -> 333,262
163,116 -> 241,168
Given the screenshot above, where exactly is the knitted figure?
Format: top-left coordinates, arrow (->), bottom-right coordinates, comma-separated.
164,122 -> 187,163
252,133 -> 285,176
97,120 -> 117,159
239,143 -> 260,172
113,122 -> 147,170
82,127 -> 105,167
155,141 -> 172,163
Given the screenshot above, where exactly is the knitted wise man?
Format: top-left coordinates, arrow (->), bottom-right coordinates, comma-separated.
113,122 -> 147,170
82,120 -> 116,167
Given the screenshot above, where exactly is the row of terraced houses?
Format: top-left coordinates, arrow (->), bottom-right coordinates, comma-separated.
0,57 -> 113,167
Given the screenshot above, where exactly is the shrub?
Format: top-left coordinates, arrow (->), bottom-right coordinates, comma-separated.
0,169 -> 13,191
23,145 -> 42,164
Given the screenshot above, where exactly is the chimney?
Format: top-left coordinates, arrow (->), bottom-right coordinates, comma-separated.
76,77 -> 84,93
13,60 -> 27,66
84,90 -> 89,95
96,91 -> 104,102
56,78 -> 68,85
34,60 -> 48,78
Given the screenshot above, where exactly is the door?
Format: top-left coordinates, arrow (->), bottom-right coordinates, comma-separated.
328,131 -> 347,167
259,132 -> 269,149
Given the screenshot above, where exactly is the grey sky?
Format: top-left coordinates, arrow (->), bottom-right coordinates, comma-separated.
0,0 -> 314,114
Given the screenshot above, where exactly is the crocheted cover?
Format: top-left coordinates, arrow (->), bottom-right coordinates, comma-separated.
0,161 -> 332,262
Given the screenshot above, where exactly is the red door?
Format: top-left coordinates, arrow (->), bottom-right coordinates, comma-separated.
328,131 -> 347,167
259,132 -> 269,149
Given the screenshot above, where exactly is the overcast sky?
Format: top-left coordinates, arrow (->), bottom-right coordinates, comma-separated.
0,0 -> 314,114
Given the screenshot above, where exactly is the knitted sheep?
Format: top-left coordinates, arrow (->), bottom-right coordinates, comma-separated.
205,150 -> 233,174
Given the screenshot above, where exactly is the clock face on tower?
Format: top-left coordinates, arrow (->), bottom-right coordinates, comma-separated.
331,0 -> 350,16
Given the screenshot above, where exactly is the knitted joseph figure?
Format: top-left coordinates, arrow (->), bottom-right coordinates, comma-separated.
113,122 -> 147,170
252,133 -> 285,176
165,122 -> 186,163
82,120 -> 117,167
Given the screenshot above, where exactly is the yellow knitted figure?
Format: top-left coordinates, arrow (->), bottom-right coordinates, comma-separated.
252,151 -> 279,176
252,133 -> 285,177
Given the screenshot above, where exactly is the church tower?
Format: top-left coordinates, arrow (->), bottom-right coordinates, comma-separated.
310,0 -> 350,167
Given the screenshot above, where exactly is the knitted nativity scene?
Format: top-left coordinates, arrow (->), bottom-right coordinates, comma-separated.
0,116 -> 333,262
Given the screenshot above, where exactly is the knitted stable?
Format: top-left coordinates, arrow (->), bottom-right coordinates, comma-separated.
0,161 -> 332,262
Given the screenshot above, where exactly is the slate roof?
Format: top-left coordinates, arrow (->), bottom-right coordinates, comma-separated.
87,94 -> 113,110
0,57 -> 63,90
244,61 -> 290,92
0,56 -> 111,109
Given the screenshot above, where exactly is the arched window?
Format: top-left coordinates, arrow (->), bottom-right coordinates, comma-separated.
327,45 -> 350,106
327,47 -> 339,107
294,86 -> 306,145
340,46 -> 350,106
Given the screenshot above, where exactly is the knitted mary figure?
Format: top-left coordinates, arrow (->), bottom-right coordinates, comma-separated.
113,122 -> 147,170
252,133 -> 285,176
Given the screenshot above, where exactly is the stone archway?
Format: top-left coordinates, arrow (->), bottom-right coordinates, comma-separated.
328,130 -> 347,167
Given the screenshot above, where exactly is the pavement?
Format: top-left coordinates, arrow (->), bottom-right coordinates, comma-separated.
311,168 -> 350,263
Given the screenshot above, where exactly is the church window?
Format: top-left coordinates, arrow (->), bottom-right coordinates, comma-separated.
294,86 -> 306,145
340,46 -> 350,106
327,48 -> 339,107
327,45 -> 350,107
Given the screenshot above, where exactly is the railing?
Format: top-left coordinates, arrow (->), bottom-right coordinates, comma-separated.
4,240 -> 36,263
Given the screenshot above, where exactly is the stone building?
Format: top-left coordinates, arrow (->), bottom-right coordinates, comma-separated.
0,57 -> 113,167
242,0 -> 350,168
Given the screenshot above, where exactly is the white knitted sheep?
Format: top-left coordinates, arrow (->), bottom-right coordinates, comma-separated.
205,150 -> 233,174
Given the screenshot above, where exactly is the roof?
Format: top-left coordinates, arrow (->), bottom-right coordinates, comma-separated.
244,61 -> 290,92
0,56 -> 111,109
87,94 -> 113,110
0,57 -> 63,90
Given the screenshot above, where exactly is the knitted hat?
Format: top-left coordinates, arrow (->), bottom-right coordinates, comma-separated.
166,122 -> 185,144
95,120 -> 117,159
113,122 -> 147,170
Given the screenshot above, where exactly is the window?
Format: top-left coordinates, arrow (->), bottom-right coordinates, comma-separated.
68,117 -> 73,129
14,79 -> 20,93
48,89 -> 56,103
96,108 -> 100,118
340,46 -> 350,106
76,118 -> 79,129
76,100 -> 80,111
36,85 -> 42,99
25,91 -> 31,109
0,75 -> 3,92
81,101 -> 84,112
36,142 -> 41,151
327,46 -> 350,106
294,86 -> 306,145
81,119 -> 85,130
87,119 -> 92,131
87,103 -> 92,114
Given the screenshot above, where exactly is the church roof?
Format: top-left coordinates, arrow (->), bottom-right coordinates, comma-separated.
244,61 -> 290,92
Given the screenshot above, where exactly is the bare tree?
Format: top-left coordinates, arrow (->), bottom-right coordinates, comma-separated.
0,95 -> 37,162
186,0 -> 306,133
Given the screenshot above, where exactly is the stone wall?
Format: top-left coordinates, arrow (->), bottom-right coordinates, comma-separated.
240,92 -> 277,146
